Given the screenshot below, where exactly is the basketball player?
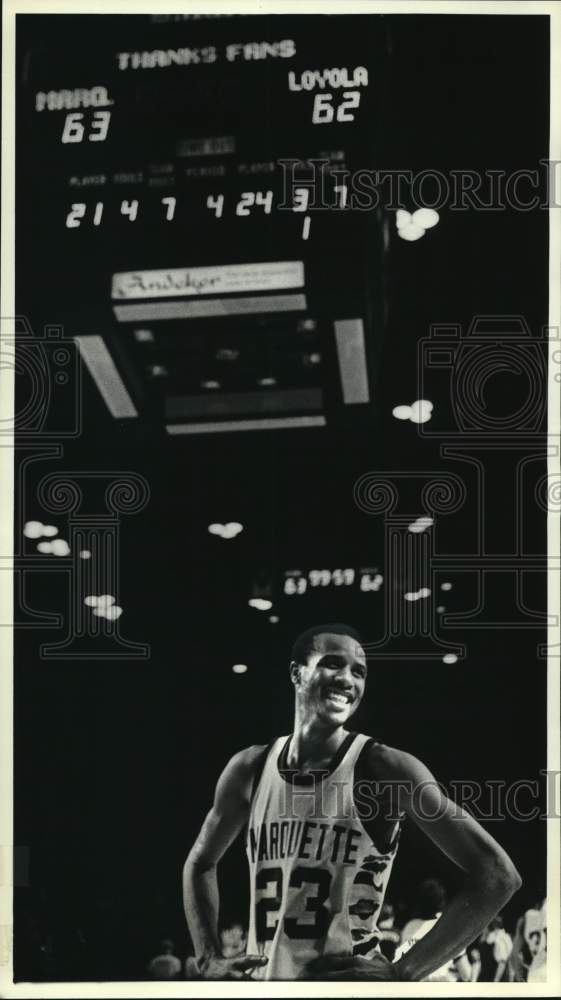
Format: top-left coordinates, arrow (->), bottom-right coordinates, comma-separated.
183,624 -> 521,981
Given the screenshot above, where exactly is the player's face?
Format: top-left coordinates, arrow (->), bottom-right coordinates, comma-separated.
296,633 -> 367,726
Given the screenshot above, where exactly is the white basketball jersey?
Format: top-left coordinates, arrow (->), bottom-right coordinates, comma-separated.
245,732 -> 400,980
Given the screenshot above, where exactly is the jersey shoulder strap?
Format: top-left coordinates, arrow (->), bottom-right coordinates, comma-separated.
353,737 -> 402,855
248,740 -> 279,805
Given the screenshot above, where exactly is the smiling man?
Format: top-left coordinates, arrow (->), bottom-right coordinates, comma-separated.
183,624 -> 521,981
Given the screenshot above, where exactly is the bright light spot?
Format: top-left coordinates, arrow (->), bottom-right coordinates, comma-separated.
84,595 -> 118,616
302,351 -> 322,367
37,541 -> 53,554
97,594 -> 115,607
257,377 -> 277,387
134,328 -> 154,342
269,615 -> 279,624
441,582 -> 453,591
442,653 -> 458,664
149,364 -> 168,377
398,222 -> 425,242
410,399 -> 433,417
25,520 -> 58,539
412,208 -> 439,230
222,522 -> 243,539
436,605 -> 445,613
408,516 -> 434,533
405,588 -> 430,601
232,663 -> 248,674
396,209 -> 411,230
392,405 -> 412,420
91,602 -> 122,620
51,539 -> 70,557
396,208 -> 439,241
392,401 -> 433,424
201,380 -> 221,390
80,550 -> 92,560
418,516 -> 434,528
208,522 -> 243,539
409,399 -> 434,424
24,520 -> 44,538
249,598 -> 273,611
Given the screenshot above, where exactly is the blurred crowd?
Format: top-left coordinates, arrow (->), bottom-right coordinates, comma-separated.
377,879 -> 547,984
15,878 -> 546,983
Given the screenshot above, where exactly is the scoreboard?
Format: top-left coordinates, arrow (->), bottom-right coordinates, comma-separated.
18,14 -> 391,433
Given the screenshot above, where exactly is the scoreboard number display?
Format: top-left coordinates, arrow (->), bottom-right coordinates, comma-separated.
19,15 -> 389,311
284,568 -> 383,595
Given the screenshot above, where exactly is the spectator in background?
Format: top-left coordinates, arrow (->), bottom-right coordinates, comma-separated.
394,879 -> 471,982
526,899 -> 547,984
220,923 -> 247,959
509,898 -> 546,982
377,901 -> 401,962
147,938 -> 182,980
184,954 -> 201,980
472,915 -> 513,981
400,879 -> 447,944
184,924 -> 247,979
467,945 -> 482,981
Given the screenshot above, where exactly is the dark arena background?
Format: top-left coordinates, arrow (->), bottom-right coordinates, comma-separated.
13,10 -> 549,984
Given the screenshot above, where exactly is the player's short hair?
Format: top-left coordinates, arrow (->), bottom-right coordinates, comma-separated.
291,623 -> 364,665
489,915 -> 504,931
415,878 -> 447,918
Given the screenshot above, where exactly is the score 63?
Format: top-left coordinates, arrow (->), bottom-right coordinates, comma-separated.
61,111 -> 111,143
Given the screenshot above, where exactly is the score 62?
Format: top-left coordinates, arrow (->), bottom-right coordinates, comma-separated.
312,91 -> 360,124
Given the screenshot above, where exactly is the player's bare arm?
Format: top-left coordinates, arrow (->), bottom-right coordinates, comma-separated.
387,746 -> 521,981
183,745 -> 268,981
309,743 -> 522,981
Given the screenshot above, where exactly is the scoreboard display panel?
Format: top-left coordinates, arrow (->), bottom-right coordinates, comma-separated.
17,14 -> 391,431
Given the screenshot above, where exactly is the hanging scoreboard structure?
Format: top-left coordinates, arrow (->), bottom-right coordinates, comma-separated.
18,14 -> 391,434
